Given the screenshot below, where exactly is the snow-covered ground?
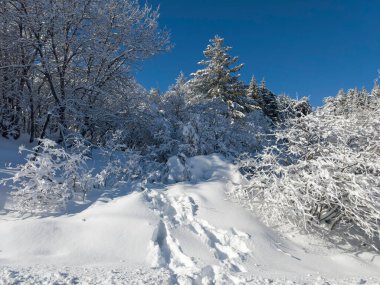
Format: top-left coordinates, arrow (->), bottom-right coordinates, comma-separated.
0,138 -> 380,284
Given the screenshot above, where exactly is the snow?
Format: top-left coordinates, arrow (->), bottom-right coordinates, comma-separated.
1,138 -> 380,284
166,156 -> 187,183
0,136 -> 34,213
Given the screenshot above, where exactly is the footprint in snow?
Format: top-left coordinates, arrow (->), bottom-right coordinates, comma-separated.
145,190 -> 252,284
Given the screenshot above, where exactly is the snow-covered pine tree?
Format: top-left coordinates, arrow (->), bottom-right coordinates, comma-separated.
247,76 -> 262,104
335,89 -> 347,115
190,35 -> 244,101
346,88 -> 357,113
171,72 -> 188,95
371,79 -> 380,99
359,87 -> 370,107
259,80 -> 278,121
260,78 -> 266,90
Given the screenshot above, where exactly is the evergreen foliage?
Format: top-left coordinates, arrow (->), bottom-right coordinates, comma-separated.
190,35 -> 245,101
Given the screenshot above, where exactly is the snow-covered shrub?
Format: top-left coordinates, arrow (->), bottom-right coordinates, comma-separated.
276,95 -> 311,121
2,139 -> 94,213
95,130 -> 164,187
97,149 -> 144,188
181,123 -> 200,156
236,102 -> 380,248
98,81 -> 171,149
181,97 -> 271,156
156,90 -> 273,160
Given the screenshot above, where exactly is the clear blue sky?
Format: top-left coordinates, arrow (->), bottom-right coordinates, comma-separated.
134,0 -> 380,106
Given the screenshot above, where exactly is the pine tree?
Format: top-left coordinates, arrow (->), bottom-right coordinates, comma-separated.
258,79 -> 278,121
359,87 -> 369,107
371,79 -> 380,98
247,76 -> 261,103
262,92 -> 278,120
335,89 -> 347,114
150,88 -> 161,97
190,35 -> 244,100
171,72 -> 187,95
346,88 -> 357,112
260,78 -> 266,90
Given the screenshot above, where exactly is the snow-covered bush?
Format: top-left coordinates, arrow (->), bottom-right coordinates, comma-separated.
2,139 -> 94,213
95,130 -> 164,188
236,101 -> 380,248
158,85 -> 272,160
97,149 -> 145,188
276,95 -> 311,121
187,98 -> 272,156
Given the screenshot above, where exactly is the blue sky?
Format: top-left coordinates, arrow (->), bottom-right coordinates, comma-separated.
135,0 -> 380,106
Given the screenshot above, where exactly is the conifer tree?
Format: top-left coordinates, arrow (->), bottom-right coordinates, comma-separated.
346,89 -> 357,112
371,79 -> 380,98
190,35 -> 244,101
335,89 -> 347,114
259,79 -> 278,121
247,76 -> 261,104
171,72 -> 187,95
359,87 -> 369,107
260,78 -> 266,90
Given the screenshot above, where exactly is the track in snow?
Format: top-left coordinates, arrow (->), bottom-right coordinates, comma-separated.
145,189 -> 251,285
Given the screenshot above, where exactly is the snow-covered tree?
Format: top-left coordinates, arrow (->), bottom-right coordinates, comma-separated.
260,85 -> 278,121
247,76 -> 260,101
276,95 -> 311,121
246,76 -> 278,121
371,79 -> 380,99
162,72 -> 188,121
190,35 -> 244,101
326,85 -> 376,116
0,0 -> 170,142
335,89 -> 348,115
152,37 -> 275,159
260,78 -> 266,90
